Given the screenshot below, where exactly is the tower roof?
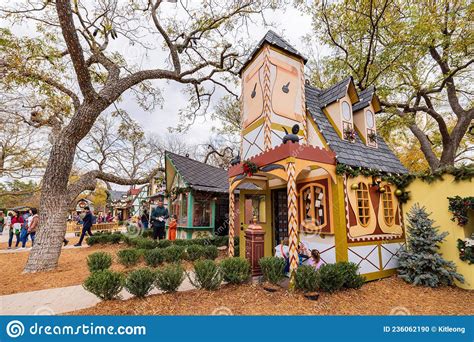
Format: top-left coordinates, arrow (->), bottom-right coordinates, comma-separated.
239,30 -> 307,74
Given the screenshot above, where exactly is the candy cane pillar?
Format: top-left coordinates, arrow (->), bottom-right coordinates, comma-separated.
287,160 -> 299,288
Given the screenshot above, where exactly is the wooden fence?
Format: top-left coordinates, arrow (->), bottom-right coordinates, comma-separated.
66,221 -> 119,235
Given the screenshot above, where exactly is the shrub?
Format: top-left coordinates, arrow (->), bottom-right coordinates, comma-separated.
156,240 -> 172,249
336,262 -> 365,289
142,230 -> 154,239
318,263 -> 344,293
203,245 -> 218,260
212,236 -> 229,247
186,245 -> 204,261
144,249 -> 165,267
173,239 -> 190,246
295,265 -> 319,293
86,236 -> 98,246
220,257 -> 250,284
189,260 -> 222,290
259,257 -> 285,285
122,235 -> 133,246
109,233 -> 122,244
155,263 -> 185,293
163,245 -> 186,263
124,268 -> 156,298
134,237 -> 157,250
87,252 -> 113,272
83,270 -> 123,300
190,238 -> 208,246
117,249 -> 141,267
234,245 -> 240,257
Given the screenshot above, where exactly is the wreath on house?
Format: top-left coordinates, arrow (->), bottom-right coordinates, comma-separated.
242,160 -> 258,177
343,127 -> 356,142
448,196 -> 474,226
457,237 -> 474,264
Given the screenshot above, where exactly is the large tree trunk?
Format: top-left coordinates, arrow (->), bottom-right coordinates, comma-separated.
24,138 -> 76,273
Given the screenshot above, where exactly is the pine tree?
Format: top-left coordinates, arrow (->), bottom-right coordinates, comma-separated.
398,204 -> 464,287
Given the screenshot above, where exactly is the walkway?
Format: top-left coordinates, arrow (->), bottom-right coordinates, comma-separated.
0,275 -> 196,315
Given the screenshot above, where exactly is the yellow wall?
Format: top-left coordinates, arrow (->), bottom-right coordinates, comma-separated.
404,175 -> 474,290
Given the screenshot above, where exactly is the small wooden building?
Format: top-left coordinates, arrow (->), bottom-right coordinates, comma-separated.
228,31 -> 408,282
165,152 -> 230,239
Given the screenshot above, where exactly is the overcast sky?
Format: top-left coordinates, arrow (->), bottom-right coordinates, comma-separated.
117,4 -> 317,146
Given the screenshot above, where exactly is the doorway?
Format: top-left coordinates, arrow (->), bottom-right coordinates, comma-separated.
272,189 -> 288,247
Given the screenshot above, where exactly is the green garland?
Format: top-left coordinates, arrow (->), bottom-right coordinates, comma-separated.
336,163 -> 474,204
166,187 -> 188,200
457,238 -> 474,264
448,196 -> 474,226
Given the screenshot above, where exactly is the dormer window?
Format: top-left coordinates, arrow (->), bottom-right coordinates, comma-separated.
366,109 -> 374,129
342,101 -> 352,121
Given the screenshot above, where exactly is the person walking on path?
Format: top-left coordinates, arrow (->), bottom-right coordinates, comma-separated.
19,211 -> 32,249
74,207 -> 94,247
0,212 -> 4,235
141,209 -> 149,230
9,211 -> 23,249
27,208 -> 39,246
150,200 -> 169,240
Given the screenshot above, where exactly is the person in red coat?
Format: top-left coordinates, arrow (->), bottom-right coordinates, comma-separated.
168,215 -> 177,241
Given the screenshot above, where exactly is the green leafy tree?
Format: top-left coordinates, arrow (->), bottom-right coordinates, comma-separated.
0,0 -> 282,272
301,0 -> 473,170
398,204 -> 464,287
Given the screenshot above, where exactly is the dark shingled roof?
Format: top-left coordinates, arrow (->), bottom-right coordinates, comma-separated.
240,30 -> 307,74
166,152 -> 229,193
317,76 -> 354,107
305,84 -> 407,174
352,86 -> 376,112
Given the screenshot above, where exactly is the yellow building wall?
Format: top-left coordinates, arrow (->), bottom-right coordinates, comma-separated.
404,175 -> 474,290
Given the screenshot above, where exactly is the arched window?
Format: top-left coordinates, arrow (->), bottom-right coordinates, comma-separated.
381,185 -> 394,226
366,109 -> 375,128
356,182 -> 370,226
342,101 -> 352,121
299,183 -> 326,230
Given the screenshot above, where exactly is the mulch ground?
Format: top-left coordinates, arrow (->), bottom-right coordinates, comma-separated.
0,240 -> 226,296
72,276 -> 474,316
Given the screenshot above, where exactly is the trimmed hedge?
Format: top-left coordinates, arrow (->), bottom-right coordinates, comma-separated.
87,252 -> 112,272
83,270 -> 123,300
124,268 -> 156,298
203,245 -> 218,260
186,245 -> 205,261
155,263 -> 185,293
220,257 -> 250,284
144,249 -> 165,267
295,265 -> 319,293
163,245 -> 186,263
259,257 -> 285,285
189,260 -> 222,290
117,249 -> 141,267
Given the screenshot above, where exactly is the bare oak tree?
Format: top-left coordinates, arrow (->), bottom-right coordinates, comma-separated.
0,0 -> 279,272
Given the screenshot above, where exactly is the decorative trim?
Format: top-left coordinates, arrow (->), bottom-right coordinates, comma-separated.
322,107 -> 342,139
228,143 -> 336,177
286,161 -> 299,287
228,191 -> 235,257
262,46 -> 272,151
300,62 -> 307,144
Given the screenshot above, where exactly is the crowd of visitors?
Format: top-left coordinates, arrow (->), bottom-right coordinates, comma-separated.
0,208 -> 39,249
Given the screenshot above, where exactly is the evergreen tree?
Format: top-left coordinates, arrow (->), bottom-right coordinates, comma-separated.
398,204 -> 464,287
